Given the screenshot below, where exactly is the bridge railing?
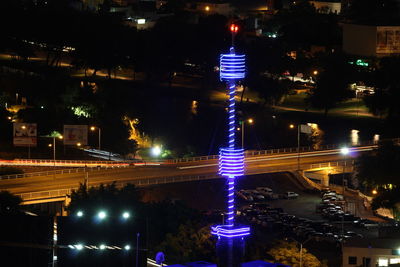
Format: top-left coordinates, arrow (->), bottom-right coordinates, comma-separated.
309,160 -> 355,170
18,160 -> 354,202
166,137 -> 400,164
12,159 -> 130,166
0,165 -> 129,180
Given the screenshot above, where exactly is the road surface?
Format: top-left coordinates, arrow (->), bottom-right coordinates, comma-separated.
0,147 -> 371,197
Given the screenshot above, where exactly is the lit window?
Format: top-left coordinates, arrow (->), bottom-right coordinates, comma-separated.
390,258 -> 400,264
378,258 -> 388,266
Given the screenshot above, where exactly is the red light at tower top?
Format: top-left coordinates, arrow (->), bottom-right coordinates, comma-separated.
230,24 -> 239,33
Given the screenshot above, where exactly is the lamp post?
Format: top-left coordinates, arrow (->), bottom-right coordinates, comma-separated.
340,147 -> 349,196
289,124 -> 300,170
90,126 -> 101,150
299,237 -> 314,267
241,118 -> 254,149
136,233 -> 140,267
340,147 -> 349,240
52,136 -> 63,161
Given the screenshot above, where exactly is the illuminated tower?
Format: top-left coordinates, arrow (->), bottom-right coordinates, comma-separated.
211,24 -> 250,267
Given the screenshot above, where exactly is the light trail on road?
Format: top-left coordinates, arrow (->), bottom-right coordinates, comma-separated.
177,146 -> 374,170
0,145 -> 375,199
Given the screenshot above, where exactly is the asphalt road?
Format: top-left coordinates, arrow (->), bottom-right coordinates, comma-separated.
0,147 -> 369,196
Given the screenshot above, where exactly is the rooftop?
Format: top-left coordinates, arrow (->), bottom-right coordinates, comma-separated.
344,238 -> 400,250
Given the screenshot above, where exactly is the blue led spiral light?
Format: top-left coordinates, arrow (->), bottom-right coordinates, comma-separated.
211,45 -> 250,240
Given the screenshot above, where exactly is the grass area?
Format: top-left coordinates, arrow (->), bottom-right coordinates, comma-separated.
279,93 -> 372,117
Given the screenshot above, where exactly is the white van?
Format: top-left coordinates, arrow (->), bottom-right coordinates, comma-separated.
285,192 -> 299,199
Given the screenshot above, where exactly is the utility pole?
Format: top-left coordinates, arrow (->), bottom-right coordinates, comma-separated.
136,233 -> 140,267
297,125 -> 300,170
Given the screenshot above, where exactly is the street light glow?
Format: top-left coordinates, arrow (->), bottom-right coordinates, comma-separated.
75,244 -> 83,250
90,126 -> 96,131
151,146 -> 162,157
289,124 -> 295,129
77,210 -> 83,217
341,147 -> 349,155
122,212 -> 130,219
372,189 -> 378,195
98,211 -> 107,220
99,244 -> 106,250
247,118 -> 254,124
124,245 -> 131,250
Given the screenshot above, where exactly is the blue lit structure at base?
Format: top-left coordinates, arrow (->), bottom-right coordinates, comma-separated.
211,28 -> 250,266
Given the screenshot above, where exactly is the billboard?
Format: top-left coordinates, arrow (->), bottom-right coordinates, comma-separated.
13,123 -> 37,146
63,125 -> 88,145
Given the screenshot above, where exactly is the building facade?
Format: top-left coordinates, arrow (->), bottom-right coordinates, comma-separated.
309,1 -> 341,14
185,1 -> 233,16
343,24 -> 400,57
343,238 -> 400,267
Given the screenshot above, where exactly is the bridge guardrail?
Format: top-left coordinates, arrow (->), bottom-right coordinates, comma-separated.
166,137 -> 400,164
166,143 -> 364,164
12,159 -> 130,165
0,165 -> 129,181
18,160 -> 355,202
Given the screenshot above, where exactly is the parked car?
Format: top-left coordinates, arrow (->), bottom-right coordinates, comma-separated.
237,190 -> 254,201
256,187 -> 273,196
266,193 -> 280,200
284,191 -> 299,199
245,190 -> 265,201
249,203 -> 270,210
354,219 -> 379,228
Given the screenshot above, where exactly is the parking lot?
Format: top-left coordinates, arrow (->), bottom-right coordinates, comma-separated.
141,172 -> 394,265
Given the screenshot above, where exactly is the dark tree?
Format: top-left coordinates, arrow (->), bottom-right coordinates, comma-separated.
364,56 -> 400,120
247,76 -> 290,106
0,190 -> 22,215
306,53 -> 354,115
355,140 -> 400,188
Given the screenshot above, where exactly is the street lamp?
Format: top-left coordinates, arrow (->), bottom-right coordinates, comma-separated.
46,134 -> 63,165
241,118 -> 254,149
286,237 -> 314,267
340,147 -> 349,196
122,212 -> 130,219
289,124 -> 300,170
136,233 -> 140,267
299,237 -> 314,267
340,147 -> 349,240
90,126 -> 101,150
98,211 -> 107,220
151,145 -> 162,157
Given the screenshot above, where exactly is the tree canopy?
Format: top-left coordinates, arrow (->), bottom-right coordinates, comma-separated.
267,240 -> 327,267
355,141 -> 400,213
306,53 -> 354,115
355,140 -> 400,188
0,190 -> 22,215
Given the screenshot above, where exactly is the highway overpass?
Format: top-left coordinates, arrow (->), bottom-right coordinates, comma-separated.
0,145 -> 374,210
